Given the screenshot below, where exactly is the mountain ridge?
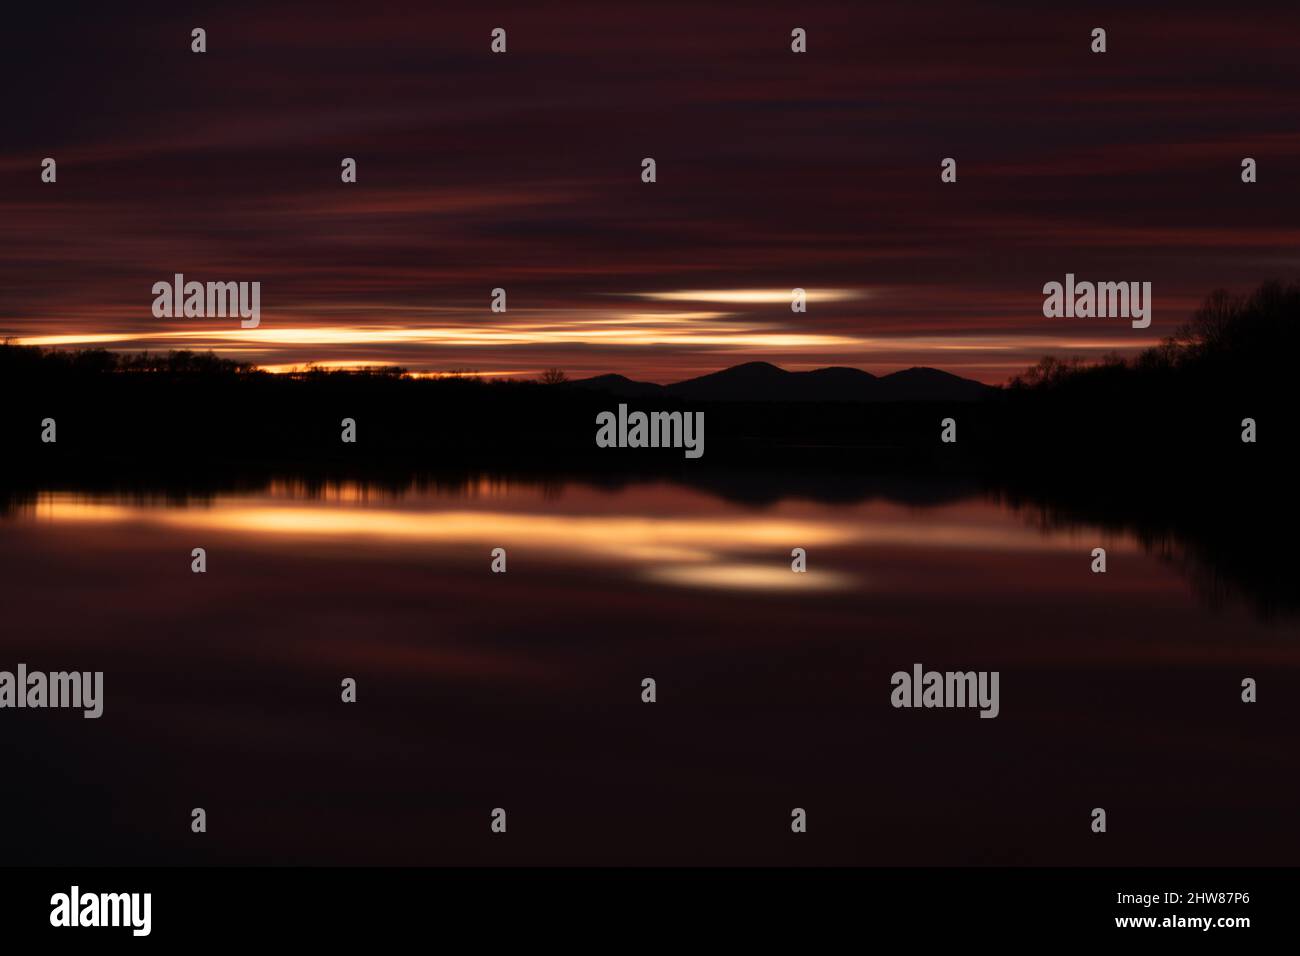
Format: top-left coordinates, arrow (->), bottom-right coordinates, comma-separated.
570,361 -> 991,402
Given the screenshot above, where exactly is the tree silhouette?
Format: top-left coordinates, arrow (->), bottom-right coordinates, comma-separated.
1010,279 -> 1300,393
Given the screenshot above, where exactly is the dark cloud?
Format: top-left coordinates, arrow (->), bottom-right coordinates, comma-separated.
3,1 -> 1299,382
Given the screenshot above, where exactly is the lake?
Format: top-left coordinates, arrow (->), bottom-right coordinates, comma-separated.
1,474 -> 1294,864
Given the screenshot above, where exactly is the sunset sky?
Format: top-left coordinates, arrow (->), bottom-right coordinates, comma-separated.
3,1 -> 1299,383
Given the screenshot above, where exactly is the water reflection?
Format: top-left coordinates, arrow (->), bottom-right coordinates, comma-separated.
3,469 -> 1295,617
20,483 -> 1146,595
1,472 -> 1295,866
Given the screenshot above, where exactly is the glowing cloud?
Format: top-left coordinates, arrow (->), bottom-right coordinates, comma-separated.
629,289 -> 862,304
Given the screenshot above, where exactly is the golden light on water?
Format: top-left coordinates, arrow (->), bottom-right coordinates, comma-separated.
643,563 -> 856,591
27,491 -> 1142,593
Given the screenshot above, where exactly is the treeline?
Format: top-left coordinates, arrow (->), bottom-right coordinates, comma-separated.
0,342 -> 980,474
0,345 -> 410,379
1008,280 -> 1300,397
1,280 -> 1295,477
0,344 -> 591,474
983,280 -> 1297,475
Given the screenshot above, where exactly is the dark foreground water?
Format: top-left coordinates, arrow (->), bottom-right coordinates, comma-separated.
0,474 -> 1295,865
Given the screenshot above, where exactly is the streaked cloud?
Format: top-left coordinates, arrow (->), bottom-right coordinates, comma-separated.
629,289 -> 862,304
3,4 -> 1298,384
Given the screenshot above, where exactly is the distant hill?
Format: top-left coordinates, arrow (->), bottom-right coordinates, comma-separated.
568,373 -> 667,399
874,366 -> 991,402
570,361 -> 990,402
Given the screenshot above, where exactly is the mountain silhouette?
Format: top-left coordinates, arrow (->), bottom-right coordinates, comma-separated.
568,373 -> 668,398
571,361 -> 990,402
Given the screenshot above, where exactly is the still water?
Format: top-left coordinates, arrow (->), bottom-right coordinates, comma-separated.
1,476 -> 1294,864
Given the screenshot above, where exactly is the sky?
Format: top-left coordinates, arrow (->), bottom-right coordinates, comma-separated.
3,0 -> 1300,384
